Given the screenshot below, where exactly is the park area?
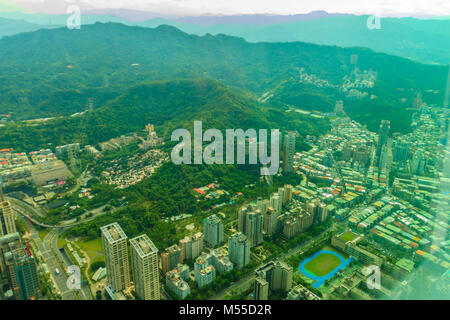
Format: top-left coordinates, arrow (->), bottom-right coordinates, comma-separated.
75,237 -> 105,265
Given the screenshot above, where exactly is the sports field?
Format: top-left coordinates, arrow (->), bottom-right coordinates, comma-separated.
299,249 -> 355,288
304,252 -> 341,277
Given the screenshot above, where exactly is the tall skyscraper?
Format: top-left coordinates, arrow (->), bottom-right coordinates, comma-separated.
377,120 -> 390,157
283,131 -> 296,173
410,150 -> 426,175
0,232 -> 21,273
160,244 -> 181,274
317,203 -> 329,222
101,222 -> 130,293
179,232 -> 203,263
203,214 -> 224,248
283,185 -> 293,205
13,251 -> 39,300
130,234 -> 160,300
253,260 -> 292,300
228,232 -> 250,269
254,276 -> 269,300
379,140 -> 393,169
238,206 -> 263,247
256,197 -> 270,215
4,246 -> 40,300
0,195 -> 16,237
393,139 -> 409,163
269,193 -> 282,215
263,207 -> 278,237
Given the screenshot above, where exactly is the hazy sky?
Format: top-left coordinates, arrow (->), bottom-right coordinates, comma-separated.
3,0 -> 450,16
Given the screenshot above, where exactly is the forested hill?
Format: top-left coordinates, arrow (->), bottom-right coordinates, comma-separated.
0,79 -> 329,151
0,22 -> 447,141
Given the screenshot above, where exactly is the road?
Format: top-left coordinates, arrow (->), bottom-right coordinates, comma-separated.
36,228 -> 79,299
6,196 -> 45,218
14,207 -> 95,299
49,228 -> 92,300
14,201 -> 114,229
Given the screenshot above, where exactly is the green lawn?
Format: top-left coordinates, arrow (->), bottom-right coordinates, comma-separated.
339,231 -> 358,242
77,238 -> 103,253
304,253 -> 341,277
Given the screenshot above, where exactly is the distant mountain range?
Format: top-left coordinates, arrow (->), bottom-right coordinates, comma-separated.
0,17 -> 57,37
0,10 -> 448,65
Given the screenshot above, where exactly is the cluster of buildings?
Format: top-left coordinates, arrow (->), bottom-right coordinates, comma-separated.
102,148 -> 168,188
160,214 -> 251,299
0,148 -> 71,186
0,193 -> 40,300
346,194 -> 449,271
253,260 -> 293,300
193,183 -> 230,201
238,183 -> 331,242
99,135 -> 136,152
138,124 -> 163,150
296,67 -> 336,88
342,68 -> 377,91
55,143 -> 80,157
100,223 -> 160,300
341,68 -> 377,100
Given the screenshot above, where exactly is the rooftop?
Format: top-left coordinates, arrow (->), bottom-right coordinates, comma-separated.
101,222 -> 128,243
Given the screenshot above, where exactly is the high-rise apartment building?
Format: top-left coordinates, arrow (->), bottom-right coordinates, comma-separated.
194,252 -> 216,288
160,244 -> 181,274
203,214 -> 224,248
0,232 -> 20,273
254,260 -> 292,300
179,232 -> 203,263
377,120 -> 390,157
393,139 -> 409,163
282,185 -> 293,205
263,207 -> 278,237
283,131 -> 296,173
228,232 -> 250,269
254,277 -> 269,300
4,246 -> 39,300
269,193 -> 282,215
130,234 -> 160,300
0,198 -> 16,237
101,222 -> 130,293
238,206 -> 263,247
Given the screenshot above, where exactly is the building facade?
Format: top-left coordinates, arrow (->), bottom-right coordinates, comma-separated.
101,223 -> 131,293
130,234 -> 160,300
161,244 -> 181,274
179,232 -> 204,263
0,197 -> 16,237
203,214 -> 224,248
283,131 -> 296,173
228,232 -> 250,269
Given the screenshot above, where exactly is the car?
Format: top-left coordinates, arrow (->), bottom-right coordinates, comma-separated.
55,268 -> 60,275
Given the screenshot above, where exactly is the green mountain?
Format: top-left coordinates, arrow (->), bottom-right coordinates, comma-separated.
0,22 -> 447,148
0,17 -> 55,37
0,79 -> 329,151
